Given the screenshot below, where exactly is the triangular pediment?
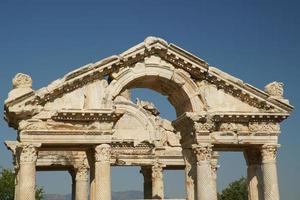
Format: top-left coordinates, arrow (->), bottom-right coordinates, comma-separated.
4,36 -> 293,128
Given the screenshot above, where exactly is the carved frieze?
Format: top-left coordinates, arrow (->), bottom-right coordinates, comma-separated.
249,122 -> 280,134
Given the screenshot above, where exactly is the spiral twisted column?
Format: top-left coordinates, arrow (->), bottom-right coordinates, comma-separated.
18,144 -> 39,200
193,144 -> 214,200
244,148 -> 264,200
95,144 -> 112,200
261,144 -> 280,200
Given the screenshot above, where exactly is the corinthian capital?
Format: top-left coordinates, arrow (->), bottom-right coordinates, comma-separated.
193,144 -> 213,163
18,144 -> 39,164
95,144 -> 111,162
261,144 -> 280,163
210,151 -> 219,174
76,165 -> 89,181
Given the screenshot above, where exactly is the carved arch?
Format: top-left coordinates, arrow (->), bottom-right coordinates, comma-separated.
107,61 -> 204,116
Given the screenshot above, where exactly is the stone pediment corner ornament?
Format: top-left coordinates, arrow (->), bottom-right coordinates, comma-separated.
6,73 -> 34,103
265,81 -> 284,99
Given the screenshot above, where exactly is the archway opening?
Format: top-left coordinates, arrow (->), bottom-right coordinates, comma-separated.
112,73 -> 203,117
216,152 -> 247,194
36,170 -> 72,199
131,88 -> 176,121
111,166 -> 143,199
164,169 -> 185,199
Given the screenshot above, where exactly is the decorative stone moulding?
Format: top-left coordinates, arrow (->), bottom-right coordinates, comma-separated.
52,109 -> 124,122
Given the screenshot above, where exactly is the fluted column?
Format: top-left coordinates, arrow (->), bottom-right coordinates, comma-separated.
210,152 -> 219,200
193,144 -> 214,200
75,165 -> 89,200
18,144 -> 38,200
261,144 -> 280,200
244,148 -> 263,200
95,144 -> 111,200
183,149 -> 197,200
152,163 -> 164,199
140,166 -> 153,199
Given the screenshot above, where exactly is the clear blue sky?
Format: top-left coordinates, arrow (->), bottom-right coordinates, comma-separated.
0,0 -> 299,199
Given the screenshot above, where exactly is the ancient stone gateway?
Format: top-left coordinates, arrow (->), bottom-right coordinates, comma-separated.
4,36 -> 293,200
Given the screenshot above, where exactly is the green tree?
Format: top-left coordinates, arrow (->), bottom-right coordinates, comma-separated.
218,177 -> 248,200
0,167 -> 44,200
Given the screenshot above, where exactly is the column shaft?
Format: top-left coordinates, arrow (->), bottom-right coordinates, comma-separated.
210,152 -> 219,200
194,145 -> 214,200
183,149 -> 196,200
261,145 -> 280,200
244,148 -> 264,200
247,165 -> 263,200
152,163 -> 164,199
18,144 -> 38,200
140,166 -> 152,199
14,168 -> 20,200
90,161 -> 96,200
95,144 -> 111,200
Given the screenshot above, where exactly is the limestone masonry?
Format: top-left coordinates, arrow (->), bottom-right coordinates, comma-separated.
4,36 -> 293,200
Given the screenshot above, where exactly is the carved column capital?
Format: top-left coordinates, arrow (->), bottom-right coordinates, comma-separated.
152,162 -> 164,180
95,144 -> 111,162
18,144 -> 39,164
75,165 -> 89,181
210,151 -> 219,175
193,144 -> 213,164
261,144 -> 280,164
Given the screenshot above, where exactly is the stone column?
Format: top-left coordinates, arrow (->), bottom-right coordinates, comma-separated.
75,165 -> 89,200
140,166 -> 153,199
95,144 -> 111,200
261,144 -> 280,200
193,144 -> 214,200
210,152 -> 219,200
69,170 -> 76,200
89,158 -> 96,200
152,163 -> 164,199
183,149 -> 197,200
244,148 -> 263,200
18,144 -> 38,200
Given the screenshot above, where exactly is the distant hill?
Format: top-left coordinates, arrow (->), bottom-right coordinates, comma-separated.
44,191 -> 143,200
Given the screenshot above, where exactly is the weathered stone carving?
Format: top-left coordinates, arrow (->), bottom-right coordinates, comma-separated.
193,144 -> 213,163
13,73 -> 33,89
261,144 -> 279,163
249,122 -> 280,134
95,144 -> 111,162
137,98 -> 160,116
265,81 -> 284,98
19,144 -> 38,163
